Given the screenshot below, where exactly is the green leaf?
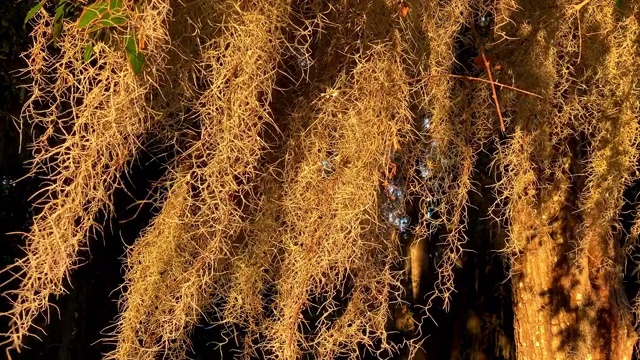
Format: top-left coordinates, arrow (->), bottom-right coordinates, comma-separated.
53,2 -> 65,24
52,2 -> 66,44
83,42 -> 94,62
53,20 -> 63,45
77,1 -> 109,29
24,1 -> 46,27
615,0 -> 624,8
125,33 -> 144,75
97,13 -> 128,28
109,0 -> 124,11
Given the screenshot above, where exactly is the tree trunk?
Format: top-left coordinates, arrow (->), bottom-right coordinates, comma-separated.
511,171 -> 637,360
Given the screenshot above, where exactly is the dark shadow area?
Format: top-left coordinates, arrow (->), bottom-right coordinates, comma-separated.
411,3 -> 516,357
418,142 -> 515,360
0,0 -> 39,355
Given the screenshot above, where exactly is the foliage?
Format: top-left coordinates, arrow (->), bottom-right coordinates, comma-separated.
25,0 -> 145,73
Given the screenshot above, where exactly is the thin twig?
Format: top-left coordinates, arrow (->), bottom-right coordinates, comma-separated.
429,74 -> 543,98
482,50 -> 504,132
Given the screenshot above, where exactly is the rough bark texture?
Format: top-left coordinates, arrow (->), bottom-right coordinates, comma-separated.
512,166 -> 637,360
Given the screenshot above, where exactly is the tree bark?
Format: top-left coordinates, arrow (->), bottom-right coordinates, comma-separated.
511,172 -> 637,360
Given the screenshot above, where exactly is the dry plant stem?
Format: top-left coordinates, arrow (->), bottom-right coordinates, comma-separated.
1,1 -> 171,353
416,0 -> 473,311
266,45 -> 412,359
109,1 -> 290,358
223,172 -> 284,357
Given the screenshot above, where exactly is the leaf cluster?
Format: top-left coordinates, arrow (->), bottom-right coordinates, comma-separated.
25,0 -> 145,74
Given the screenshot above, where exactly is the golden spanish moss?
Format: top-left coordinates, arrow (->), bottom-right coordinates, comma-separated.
1,0 -> 640,359
2,0 -> 171,353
